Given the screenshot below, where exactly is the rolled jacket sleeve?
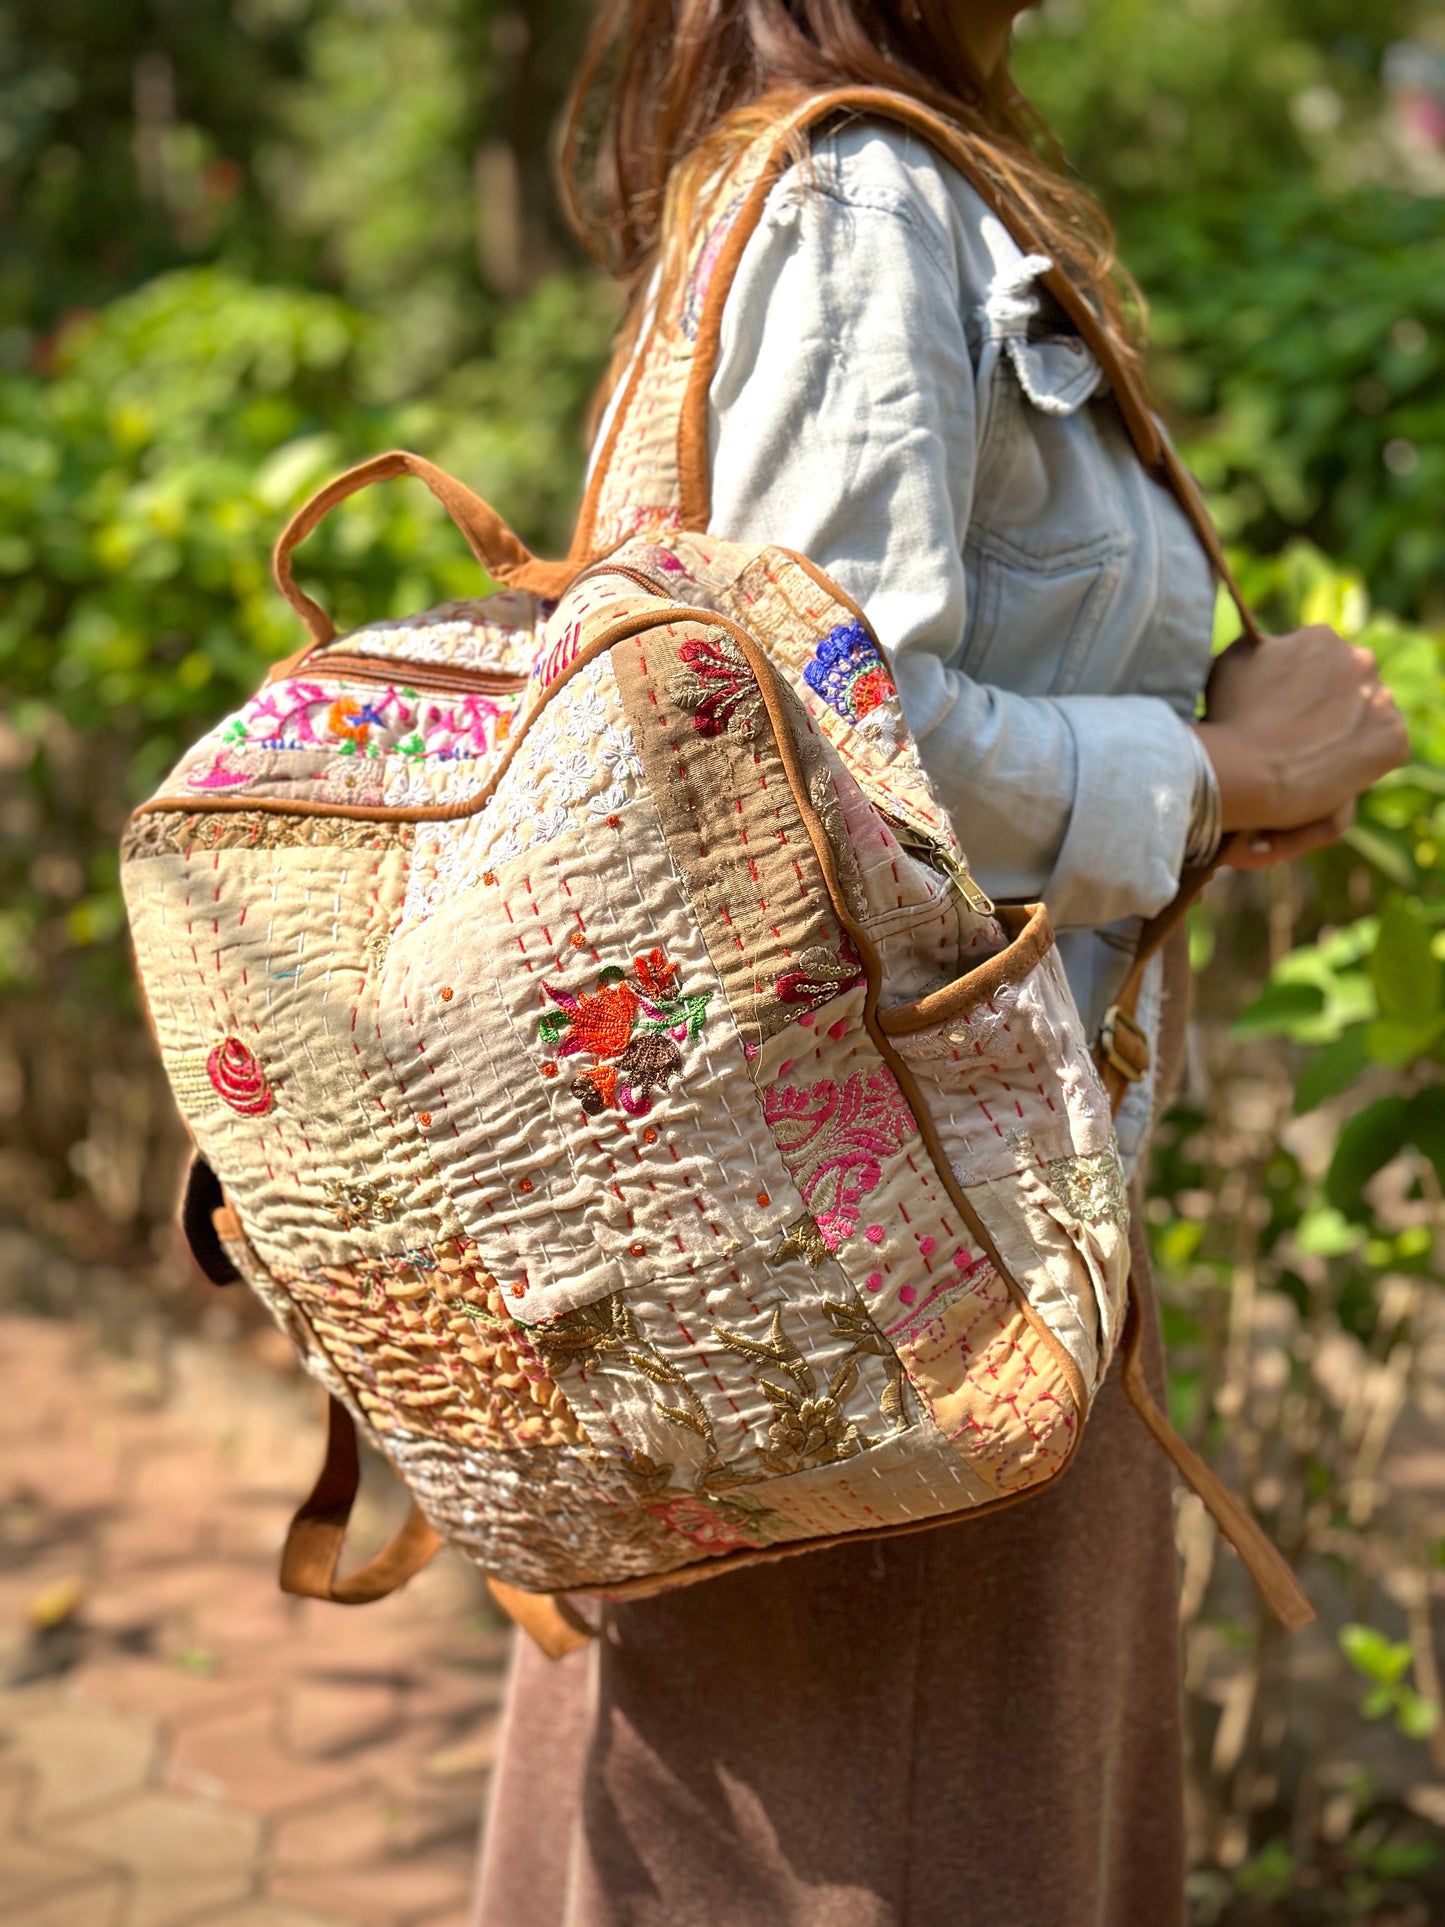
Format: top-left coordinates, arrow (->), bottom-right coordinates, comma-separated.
707,135 -> 1198,931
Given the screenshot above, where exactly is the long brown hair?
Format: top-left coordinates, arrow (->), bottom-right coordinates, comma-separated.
562,0 -> 1141,393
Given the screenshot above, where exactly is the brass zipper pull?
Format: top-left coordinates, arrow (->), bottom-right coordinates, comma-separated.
940,853 -> 994,917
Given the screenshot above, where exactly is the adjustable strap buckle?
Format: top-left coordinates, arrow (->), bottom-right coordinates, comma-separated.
1099,1003 -> 1150,1085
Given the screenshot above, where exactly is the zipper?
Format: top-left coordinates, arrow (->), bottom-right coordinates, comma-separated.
886,816 -> 995,916
566,561 -> 669,600
301,651 -> 529,697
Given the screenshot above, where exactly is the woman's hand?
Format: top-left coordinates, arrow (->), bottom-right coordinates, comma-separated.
1192,625 -> 1409,865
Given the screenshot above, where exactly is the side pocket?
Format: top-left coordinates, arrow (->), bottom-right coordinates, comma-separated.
879,904 -> 1128,1396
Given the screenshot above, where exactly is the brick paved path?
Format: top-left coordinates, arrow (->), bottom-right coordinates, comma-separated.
0,1313 -> 509,1926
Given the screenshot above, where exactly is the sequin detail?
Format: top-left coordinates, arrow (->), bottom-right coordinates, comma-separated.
1046,1142 -> 1129,1227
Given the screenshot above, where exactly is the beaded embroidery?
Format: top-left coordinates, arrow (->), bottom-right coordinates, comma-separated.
1046,1142 -> 1129,1228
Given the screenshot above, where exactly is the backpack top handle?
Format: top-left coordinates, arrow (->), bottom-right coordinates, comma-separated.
272,448 -> 577,646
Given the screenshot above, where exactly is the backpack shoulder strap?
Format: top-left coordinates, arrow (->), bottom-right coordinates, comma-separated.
573,84 -> 1261,647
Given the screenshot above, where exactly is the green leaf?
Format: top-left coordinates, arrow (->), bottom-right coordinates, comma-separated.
1370,900 -> 1442,1024
1325,1100 -> 1408,1218
1361,1683 -> 1397,1720
1294,1206 -> 1363,1258
1345,822 -> 1419,890
1404,1085 -> 1445,1191
1366,1835 -> 1438,1878
1232,978 -> 1325,1041
1293,1027 -> 1369,1115
1364,1014 -> 1445,1071
1394,1689 -> 1441,1741
1340,1622 -> 1413,1686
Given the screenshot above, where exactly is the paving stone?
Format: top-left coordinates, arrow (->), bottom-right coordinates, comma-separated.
70,1653 -> 261,1728
166,1702 -> 366,1816
0,1697 -> 156,1824
0,1764 -> 112,1905
270,1847 -> 475,1926
271,1790 -> 472,1873
283,1675 -> 404,1759
0,1874 -> 127,1926
0,1444 -> 123,1514
48,1788 -> 261,1925
0,1312 -> 510,1921
204,1906 -> 353,1927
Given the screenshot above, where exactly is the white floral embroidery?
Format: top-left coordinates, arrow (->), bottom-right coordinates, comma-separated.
598,722 -> 642,782
549,750 -> 596,805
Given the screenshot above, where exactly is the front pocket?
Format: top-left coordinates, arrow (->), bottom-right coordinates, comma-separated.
879,904 -> 1112,1187
878,915 -> 1129,1400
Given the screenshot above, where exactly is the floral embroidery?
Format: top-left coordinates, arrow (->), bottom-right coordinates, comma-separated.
538,947 -> 712,1118
802,621 -> 897,725
711,1305 -> 869,1473
222,678 -> 519,765
771,1212 -> 830,1269
645,1490 -> 780,1553
666,632 -> 762,741
763,1065 -> 914,1249
776,936 -> 865,1007
206,1036 -> 273,1116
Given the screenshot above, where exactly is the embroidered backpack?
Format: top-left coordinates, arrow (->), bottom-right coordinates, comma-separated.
121,88 -> 1311,1652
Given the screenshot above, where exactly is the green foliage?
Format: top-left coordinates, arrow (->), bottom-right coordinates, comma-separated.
0,261 -> 611,1021
1340,1624 -> 1441,1739
1017,1 -> 1445,621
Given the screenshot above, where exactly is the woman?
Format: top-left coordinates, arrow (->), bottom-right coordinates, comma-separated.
475,4 -> 1408,1921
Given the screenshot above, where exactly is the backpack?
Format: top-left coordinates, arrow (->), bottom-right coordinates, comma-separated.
121,87 -> 1312,1654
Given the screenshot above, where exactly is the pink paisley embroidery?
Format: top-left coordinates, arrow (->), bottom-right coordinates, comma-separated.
762,1066 -> 913,1249
206,1036 -> 274,1116
647,1495 -> 764,1555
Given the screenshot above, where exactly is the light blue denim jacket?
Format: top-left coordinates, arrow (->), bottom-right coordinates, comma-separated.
705,123 -> 1218,1157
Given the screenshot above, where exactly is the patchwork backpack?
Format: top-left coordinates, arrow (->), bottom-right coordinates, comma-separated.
121,87 -> 1312,1653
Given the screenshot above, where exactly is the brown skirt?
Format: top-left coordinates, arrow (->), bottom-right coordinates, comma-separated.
473,1208 -> 1185,1927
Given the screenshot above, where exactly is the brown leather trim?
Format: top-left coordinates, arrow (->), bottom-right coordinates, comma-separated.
486,1579 -> 594,1658
278,1395 -> 443,1606
273,450 -> 577,645
877,903 -> 1052,1037
128,601 -> 706,829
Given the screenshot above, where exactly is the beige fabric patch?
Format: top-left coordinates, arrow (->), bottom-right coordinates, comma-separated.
380,806 -> 799,1323
609,619 -> 858,1052
122,841 -> 467,1273
883,1261 -> 1080,1496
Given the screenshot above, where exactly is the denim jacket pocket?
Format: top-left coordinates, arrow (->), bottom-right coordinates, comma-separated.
961,528 -> 1130,694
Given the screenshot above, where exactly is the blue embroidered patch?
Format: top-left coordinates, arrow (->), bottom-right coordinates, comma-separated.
802,622 -> 897,724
